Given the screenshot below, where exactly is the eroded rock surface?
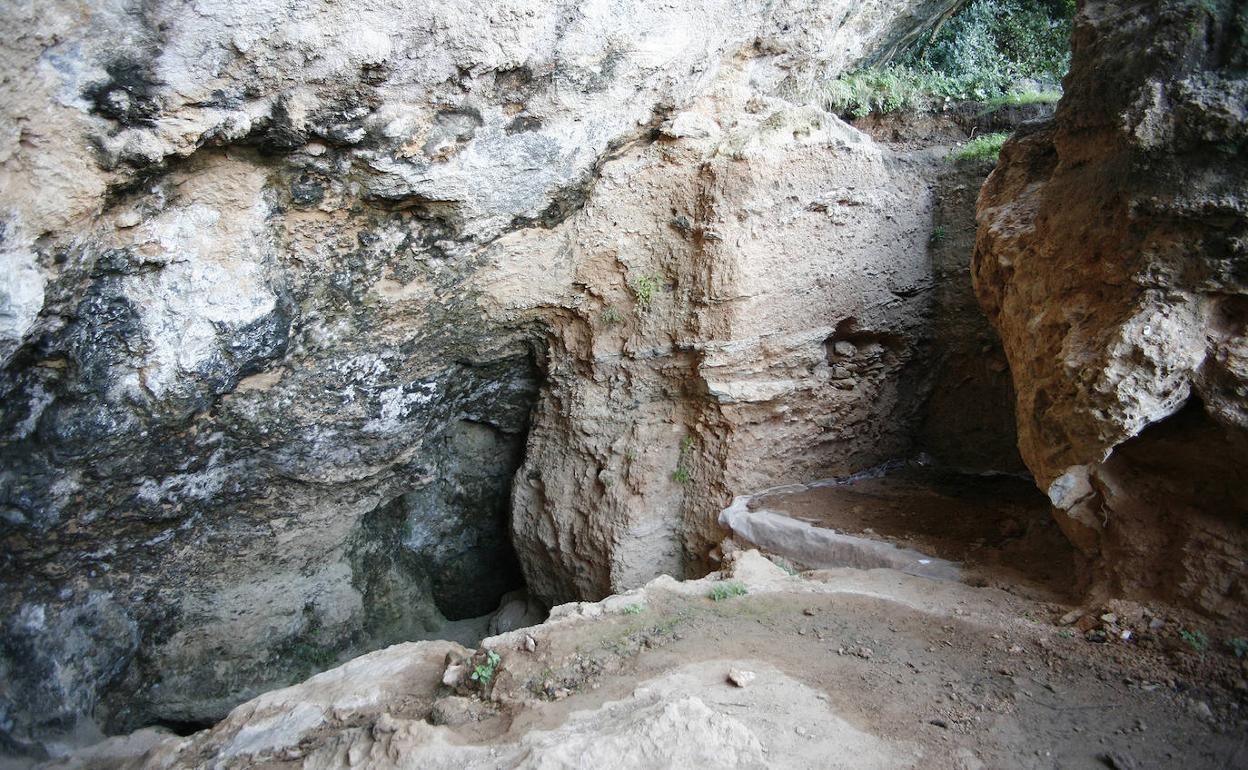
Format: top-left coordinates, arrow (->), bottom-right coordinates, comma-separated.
974,0 -> 1248,616
0,0 -> 965,752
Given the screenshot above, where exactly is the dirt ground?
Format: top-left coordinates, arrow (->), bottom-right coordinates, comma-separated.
471,571 -> 1248,769
752,466 -> 1078,600
44,533 -> 1248,769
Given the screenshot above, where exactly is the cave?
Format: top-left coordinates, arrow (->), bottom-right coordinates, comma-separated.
2,0 -> 1247,765
350,418 -> 531,640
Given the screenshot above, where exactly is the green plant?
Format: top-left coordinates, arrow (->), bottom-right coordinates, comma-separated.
1179,628 -> 1209,653
633,273 -> 662,309
976,89 -> 1061,115
1229,637 -> 1248,658
470,650 -> 502,687
1057,629 -> 1076,638
806,0 -> 1073,118
624,448 -> 638,463
601,305 -> 624,326
770,557 -> 799,576
622,604 -> 644,615
949,132 -> 1010,162
672,435 -> 695,483
708,581 -> 748,601
929,225 -> 947,245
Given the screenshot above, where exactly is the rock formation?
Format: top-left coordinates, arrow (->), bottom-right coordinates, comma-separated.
0,0 -> 968,753
974,0 -> 1248,617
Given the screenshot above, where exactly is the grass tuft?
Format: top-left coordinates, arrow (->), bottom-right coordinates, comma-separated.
949,132 -> 1010,162
708,581 -> 748,601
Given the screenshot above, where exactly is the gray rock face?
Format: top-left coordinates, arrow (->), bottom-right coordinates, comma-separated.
0,0 -> 961,754
974,0 -> 1248,617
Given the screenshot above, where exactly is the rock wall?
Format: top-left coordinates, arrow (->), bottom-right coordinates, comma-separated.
0,0 -> 963,754
974,0 -> 1248,617
501,95 -> 940,603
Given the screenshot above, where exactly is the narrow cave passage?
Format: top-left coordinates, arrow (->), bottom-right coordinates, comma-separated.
349,420 -> 543,649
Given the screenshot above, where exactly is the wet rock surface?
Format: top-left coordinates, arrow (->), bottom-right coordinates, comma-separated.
974,0 -> 1248,617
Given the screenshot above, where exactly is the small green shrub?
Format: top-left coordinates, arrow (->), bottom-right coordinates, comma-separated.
633,274 -> 662,309
1229,637 -> 1248,658
949,132 -> 1010,162
708,581 -> 748,601
929,225 -> 947,245
671,466 -> 691,484
470,650 -> 502,687
622,604 -> 644,615
624,448 -> 638,463
1179,628 -> 1209,653
601,305 -> 624,326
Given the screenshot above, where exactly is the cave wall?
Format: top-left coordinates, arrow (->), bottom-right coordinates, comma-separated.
974,0 -> 1248,617
498,96 -> 942,603
0,0 -> 965,754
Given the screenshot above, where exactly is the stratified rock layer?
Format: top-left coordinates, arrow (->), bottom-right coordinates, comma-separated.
0,0 -> 962,752
974,0 -> 1248,616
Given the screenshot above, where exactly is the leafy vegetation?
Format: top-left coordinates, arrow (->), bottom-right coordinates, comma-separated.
812,0 -> 1075,118
622,604 -> 645,615
470,650 -> 502,688
948,132 -> 1010,162
672,435 -> 694,484
1230,637 -> 1248,658
632,273 -> 662,309
975,89 -> 1061,115
708,581 -> 748,601
1179,628 -> 1209,654
601,305 -> 624,326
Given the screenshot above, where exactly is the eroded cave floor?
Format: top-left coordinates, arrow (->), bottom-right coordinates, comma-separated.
49,553 -> 1247,770
747,466 -> 1078,600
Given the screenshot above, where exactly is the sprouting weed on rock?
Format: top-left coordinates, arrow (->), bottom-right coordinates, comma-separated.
601,305 -> 624,326
1179,628 -> 1208,654
709,581 -> 748,601
633,273 -> 661,309
470,650 -> 501,687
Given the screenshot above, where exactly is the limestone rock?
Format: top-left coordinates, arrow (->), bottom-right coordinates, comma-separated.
0,0 -> 962,752
973,0 -> 1248,617
727,667 -> 756,688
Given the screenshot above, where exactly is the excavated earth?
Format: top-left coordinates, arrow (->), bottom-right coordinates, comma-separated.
39,551 -> 1248,770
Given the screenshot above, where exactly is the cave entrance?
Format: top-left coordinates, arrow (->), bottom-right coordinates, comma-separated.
347,339 -> 549,648
350,418 -> 539,648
